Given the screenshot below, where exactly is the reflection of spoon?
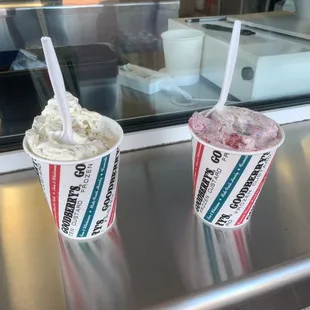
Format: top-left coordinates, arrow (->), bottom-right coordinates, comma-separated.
41,37 -> 74,144
208,20 -> 241,114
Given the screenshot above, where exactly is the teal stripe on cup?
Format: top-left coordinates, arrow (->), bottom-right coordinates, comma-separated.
204,155 -> 252,222
77,155 -> 110,237
204,224 -> 221,283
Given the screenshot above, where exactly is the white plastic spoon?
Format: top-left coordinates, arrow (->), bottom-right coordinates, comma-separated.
208,20 -> 241,114
41,37 -> 74,144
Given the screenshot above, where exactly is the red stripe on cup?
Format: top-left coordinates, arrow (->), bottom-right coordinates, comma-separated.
108,189 -> 117,228
49,165 -> 61,228
108,227 -> 122,249
233,229 -> 249,273
58,237 -> 84,310
235,167 -> 270,226
193,142 -> 204,194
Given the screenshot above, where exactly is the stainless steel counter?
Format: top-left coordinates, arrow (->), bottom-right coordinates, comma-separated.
2,120 -> 310,310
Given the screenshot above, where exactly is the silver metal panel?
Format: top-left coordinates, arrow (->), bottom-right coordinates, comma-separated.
2,120 -> 310,309
228,11 -> 310,41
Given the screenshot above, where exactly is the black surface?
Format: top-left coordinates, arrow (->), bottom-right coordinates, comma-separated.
0,44 -> 118,121
202,24 -> 256,36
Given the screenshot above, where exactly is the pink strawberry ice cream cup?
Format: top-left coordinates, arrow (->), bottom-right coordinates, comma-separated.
189,108 -> 285,229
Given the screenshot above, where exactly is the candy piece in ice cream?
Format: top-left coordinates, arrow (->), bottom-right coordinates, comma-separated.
189,106 -> 282,152
25,92 -> 118,161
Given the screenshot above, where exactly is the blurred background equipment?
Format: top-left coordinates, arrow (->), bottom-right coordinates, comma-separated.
0,44 -> 118,139
170,0 -> 310,102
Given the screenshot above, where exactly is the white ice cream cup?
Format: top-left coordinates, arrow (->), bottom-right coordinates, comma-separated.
189,110 -> 285,229
161,29 -> 204,86
23,116 -> 123,240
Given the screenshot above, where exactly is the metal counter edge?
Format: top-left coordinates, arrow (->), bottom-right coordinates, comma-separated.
147,255 -> 310,310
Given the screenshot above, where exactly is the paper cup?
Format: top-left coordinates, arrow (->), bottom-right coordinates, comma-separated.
161,29 -> 204,86
23,116 -> 123,240
189,110 -> 285,229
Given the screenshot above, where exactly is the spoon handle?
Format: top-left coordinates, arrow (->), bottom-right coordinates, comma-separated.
41,37 -> 74,144
216,20 -> 242,110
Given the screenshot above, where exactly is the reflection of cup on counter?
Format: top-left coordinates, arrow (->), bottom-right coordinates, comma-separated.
178,217 -> 251,291
58,225 -> 132,310
161,29 -> 204,86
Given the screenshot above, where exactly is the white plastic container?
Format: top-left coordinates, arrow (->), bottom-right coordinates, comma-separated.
161,29 -> 204,86
23,116 -> 123,240
189,110 -> 285,229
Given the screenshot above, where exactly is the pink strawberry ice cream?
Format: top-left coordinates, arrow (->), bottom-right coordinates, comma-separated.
189,107 -> 282,152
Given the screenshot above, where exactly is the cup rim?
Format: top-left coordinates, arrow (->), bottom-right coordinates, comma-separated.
23,116 -> 124,165
189,108 -> 285,156
161,29 -> 205,41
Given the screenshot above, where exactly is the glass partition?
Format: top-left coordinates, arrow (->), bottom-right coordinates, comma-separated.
1,0 -> 309,150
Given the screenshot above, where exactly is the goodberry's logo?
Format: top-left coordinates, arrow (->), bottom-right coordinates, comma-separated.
61,186 -> 81,234
230,152 -> 270,210
195,167 -> 214,213
91,148 -> 120,236
102,148 -> 120,212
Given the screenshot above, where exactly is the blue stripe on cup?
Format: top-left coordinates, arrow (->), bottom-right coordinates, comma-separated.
77,155 -> 110,237
204,155 -> 252,222
204,224 -> 221,283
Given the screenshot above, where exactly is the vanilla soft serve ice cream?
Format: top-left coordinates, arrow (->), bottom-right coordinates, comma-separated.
25,92 -> 117,161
